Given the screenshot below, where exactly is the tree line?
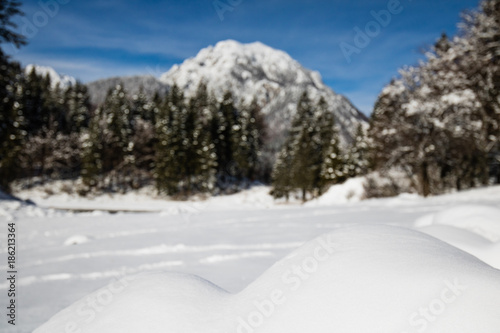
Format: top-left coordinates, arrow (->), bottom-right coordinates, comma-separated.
1,49 -> 365,199
0,62 -> 268,197
1,0 -> 499,200
81,82 -> 266,197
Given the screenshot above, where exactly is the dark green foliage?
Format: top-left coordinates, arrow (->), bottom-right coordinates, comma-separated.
154,84 -> 185,195
271,93 -> 345,201
185,82 -> 217,193
344,124 -> 370,178
0,0 -> 26,48
0,49 -> 23,191
63,83 -> 91,133
233,98 -> 264,181
212,91 -> 238,180
81,108 -> 104,188
270,140 -> 294,200
318,97 -> 345,192
291,92 -> 321,200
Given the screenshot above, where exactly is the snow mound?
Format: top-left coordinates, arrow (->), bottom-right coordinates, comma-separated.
34,225 -> 500,333
64,235 -> 91,246
415,205 -> 500,242
306,177 -> 366,206
414,205 -> 500,269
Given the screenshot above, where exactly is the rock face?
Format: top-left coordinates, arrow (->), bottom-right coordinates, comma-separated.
159,40 -> 367,148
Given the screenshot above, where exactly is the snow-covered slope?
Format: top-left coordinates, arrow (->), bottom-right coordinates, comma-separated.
33,224 -> 500,333
25,64 -> 76,89
160,40 -> 367,146
86,75 -> 169,106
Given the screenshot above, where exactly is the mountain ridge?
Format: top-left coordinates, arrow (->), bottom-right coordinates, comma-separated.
86,40 -> 367,148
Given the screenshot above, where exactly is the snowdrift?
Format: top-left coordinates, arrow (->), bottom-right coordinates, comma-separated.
415,205 -> 500,269
34,224 -> 500,333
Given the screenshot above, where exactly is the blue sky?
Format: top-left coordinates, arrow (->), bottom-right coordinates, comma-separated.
6,0 -> 481,114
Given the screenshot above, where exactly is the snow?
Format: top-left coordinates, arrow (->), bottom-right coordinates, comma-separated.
306,177 -> 366,206
13,182 -> 276,212
33,225 -> 500,333
414,205 -> 500,268
64,235 -> 92,246
1,185 -> 500,332
440,89 -> 477,106
415,205 -> 500,242
25,64 -> 77,89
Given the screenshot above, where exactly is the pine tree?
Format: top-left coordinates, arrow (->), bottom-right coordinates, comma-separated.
154,84 -> 185,195
185,82 -> 217,193
271,91 -> 323,201
23,67 -> 47,135
292,91 -> 322,201
233,98 -> 264,181
16,68 -> 55,179
0,51 -> 24,190
212,91 -> 239,185
344,124 -> 370,178
64,82 -> 90,133
80,84 -> 136,191
101,84 -> 134,174
0,0 -> 26,190
0,0 -> 26,48
81,108 -> 104,188
317,97 -> 345,193
270,141 -> 294,200
130,86 -> 156,179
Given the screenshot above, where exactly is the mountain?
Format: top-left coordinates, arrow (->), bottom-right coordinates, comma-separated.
159,40 -> 367,148
84,40 -> 366,150
27,43 -> 366,149
86,75 -> 169,106
25,64 -> 76,89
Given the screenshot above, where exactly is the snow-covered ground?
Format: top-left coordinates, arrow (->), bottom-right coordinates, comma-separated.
1,184 -> 500,332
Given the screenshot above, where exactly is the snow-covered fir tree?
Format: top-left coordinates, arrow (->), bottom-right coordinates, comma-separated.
318,97 -> 345,192
211,91 -> 239,185
272,92 -> 343,201
154,84 -> 185,195
344,124 -> 370,178
185,82 -> 217,193
233,97 -> 264,181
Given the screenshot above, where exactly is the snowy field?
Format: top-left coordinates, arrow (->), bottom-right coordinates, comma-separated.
1,183 -> 500,332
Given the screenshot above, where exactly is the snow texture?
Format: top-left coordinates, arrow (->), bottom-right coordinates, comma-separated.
1,185 -> 499,332
34,224 -> 500,333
